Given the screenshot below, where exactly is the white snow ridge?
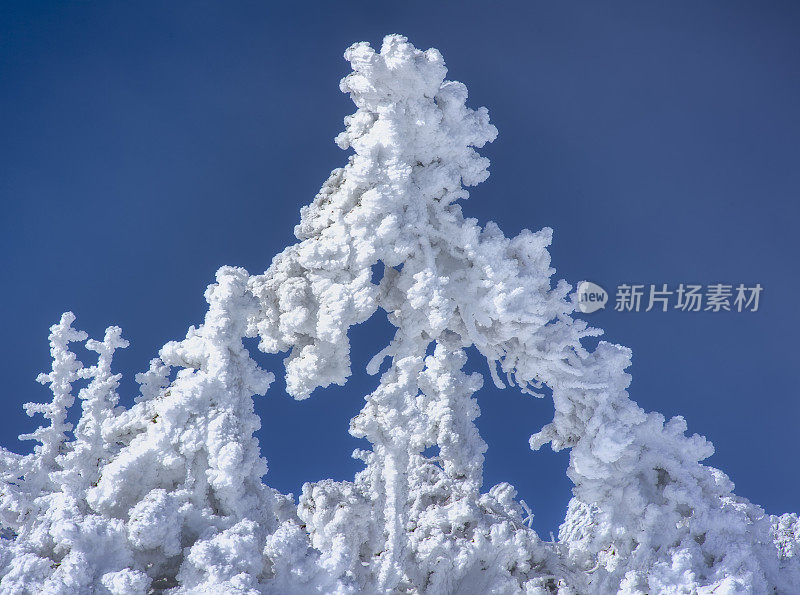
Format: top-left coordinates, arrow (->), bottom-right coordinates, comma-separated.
1,35 -> 797,594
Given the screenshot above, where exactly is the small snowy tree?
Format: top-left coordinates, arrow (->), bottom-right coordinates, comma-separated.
1,35 -> 797,594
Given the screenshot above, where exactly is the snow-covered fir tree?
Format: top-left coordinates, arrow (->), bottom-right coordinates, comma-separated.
1,35 -> 797,594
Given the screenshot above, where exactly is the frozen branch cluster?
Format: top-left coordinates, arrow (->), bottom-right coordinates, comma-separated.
1,35 -> 797,594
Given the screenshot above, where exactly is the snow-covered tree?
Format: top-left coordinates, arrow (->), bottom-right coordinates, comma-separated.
1,35 -> 797,594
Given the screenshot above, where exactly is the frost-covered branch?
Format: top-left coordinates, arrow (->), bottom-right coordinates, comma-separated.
0,35 -> 796,594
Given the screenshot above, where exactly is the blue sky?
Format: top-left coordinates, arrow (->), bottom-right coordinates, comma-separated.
1,1 -> 798,537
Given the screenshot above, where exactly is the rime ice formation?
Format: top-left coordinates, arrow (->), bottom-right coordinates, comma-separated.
1,35 -> 797,594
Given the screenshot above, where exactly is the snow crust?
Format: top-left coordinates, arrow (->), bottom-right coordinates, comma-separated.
1,35 -> 797,594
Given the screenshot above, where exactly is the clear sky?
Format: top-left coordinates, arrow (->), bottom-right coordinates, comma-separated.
1,1 -> 798,537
